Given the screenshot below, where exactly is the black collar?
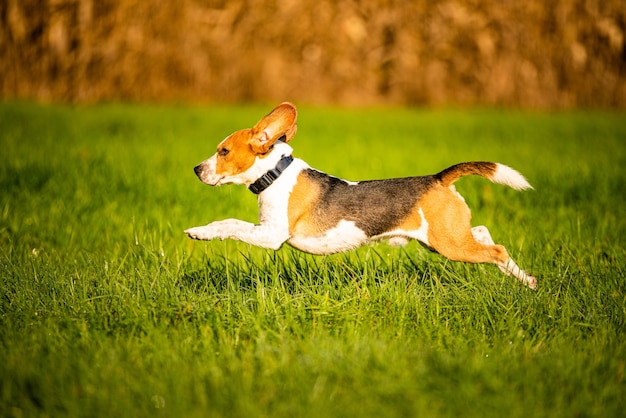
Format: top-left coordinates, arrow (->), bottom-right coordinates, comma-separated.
248,155 -> 294,194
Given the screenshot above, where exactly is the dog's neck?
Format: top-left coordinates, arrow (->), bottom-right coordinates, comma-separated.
248,154 -> 294,194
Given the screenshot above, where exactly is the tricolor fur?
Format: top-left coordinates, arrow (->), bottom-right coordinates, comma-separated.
186,103 -> 537,289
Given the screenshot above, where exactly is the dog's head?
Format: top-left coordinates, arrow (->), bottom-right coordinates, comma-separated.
194,102 -> 298,186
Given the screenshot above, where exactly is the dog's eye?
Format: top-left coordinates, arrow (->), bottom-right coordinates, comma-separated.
218,148 -> 229,157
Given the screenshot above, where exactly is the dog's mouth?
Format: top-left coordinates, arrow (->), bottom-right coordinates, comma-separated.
194,156 -> 229,186
208,176 -> 224,186
200,174 -> 224,186
194,165 -> 223,186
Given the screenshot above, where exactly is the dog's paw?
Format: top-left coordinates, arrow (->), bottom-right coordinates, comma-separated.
525,275 -> 538,290
185,226 -> 214,241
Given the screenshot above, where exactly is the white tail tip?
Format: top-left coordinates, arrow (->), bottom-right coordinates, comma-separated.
491,164 -> 533,190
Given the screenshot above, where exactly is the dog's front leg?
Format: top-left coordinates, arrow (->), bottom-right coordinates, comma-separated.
185,219 -> 289,250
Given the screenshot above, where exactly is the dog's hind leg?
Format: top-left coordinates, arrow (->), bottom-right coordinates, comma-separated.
471,226 -> 537,289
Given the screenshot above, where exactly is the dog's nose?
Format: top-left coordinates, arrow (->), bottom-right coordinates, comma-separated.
194,165 -> 203,177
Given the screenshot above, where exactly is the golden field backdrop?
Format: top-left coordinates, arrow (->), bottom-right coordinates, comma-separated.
2,0 -> 625,108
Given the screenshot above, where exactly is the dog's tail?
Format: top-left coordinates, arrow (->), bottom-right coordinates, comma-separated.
436,162 -> 533,191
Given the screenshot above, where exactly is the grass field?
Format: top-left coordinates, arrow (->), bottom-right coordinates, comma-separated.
1,102 -> 625,417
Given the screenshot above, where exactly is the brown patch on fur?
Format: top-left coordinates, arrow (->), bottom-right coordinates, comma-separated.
436,162 -> 497,187
214,103 -> 299,177
393,201 -> 423,231
215,131 -> 258,176
288,172 -> 325,237
421,185 -> 509,265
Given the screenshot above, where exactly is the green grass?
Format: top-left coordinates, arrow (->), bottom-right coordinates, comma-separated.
1,102 -> 625,417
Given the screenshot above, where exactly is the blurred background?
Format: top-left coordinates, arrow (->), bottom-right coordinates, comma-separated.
2,0 -> 625,108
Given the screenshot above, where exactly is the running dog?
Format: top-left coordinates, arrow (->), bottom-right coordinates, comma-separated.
185,103 -> 537,289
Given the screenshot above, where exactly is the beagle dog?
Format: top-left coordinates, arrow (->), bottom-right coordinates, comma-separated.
186,103 -> 537,289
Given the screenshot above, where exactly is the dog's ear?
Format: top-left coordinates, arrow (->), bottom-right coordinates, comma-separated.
250,102 -> 298,154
